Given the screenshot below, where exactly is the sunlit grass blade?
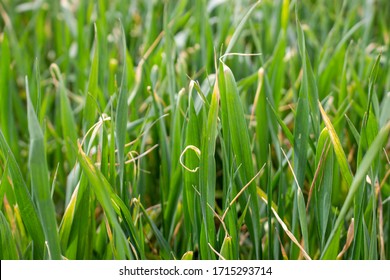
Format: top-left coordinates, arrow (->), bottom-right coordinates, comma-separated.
59,173 -> 93,260
319,101 -> 353,186
59,182 -> 79,257
181,251 -> 193,260
219,235 -> 233,260
321,122 -> 390,259
77,143 -> 133,259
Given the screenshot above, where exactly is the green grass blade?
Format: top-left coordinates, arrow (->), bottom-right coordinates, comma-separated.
0,158 -> 9,210
296,17 -> 319,137
379,92 -> 390,127
219,63 -> 262,259
220,235 -> 233,260
164,91 -> 184,238
115,22 -> 130,197
199,80 -> 219,259
30,58 -> 41,116
83,24 -> 100,134
292,36 -> 310,255
163,1 -> 176,107
0,211 -> 19,259
109,193 -> 144,259
0,130 -> 45,259
0,33 -> 17,157
266,98 -> 294,144
50,64 -> 78,167
321,223 -> 342,260
266,148 -> 273,259
59,174 -> 93,260
345,114 -> 361,144
314,128 -> 333,248
26,77 -> 62,260
224,0 -> 261,56
182,85 -> 201,246
137,200 -> 172,260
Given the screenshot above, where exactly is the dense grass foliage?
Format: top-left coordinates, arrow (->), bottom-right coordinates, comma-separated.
0,0 -> 389,260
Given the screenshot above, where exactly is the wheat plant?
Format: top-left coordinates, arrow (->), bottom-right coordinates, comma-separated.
0,0 -> 389,260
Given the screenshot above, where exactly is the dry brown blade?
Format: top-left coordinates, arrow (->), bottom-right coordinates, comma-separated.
380,148 -> 390,190
249,68 -> 264,126
298,238 -> 306,260
129,242 -> 139,260
122,113 -> 169,149
379,168 -> 390,190
172,217 -> 184,246
135,31 -> 164,84
221,163 -> 266,222
281,148 -> 303,192
124,144 -> 159,164
80,114 -> 111,148
274,208 -> 311,260
207,203 -> 228,235
179,145 -> 201,173
384,147 -> 390,164
276,232 -> 289,260
208,243 -> 225,260
0,2 -> 12,29
135,17 -> 176,83
337,219 -> 354,260
378,190 -> 386,259
191,185 -> 229,235
4,200 -> 15,232
96,144 -> 159,167
104,217 -> 113,245
258,193 -> 311,260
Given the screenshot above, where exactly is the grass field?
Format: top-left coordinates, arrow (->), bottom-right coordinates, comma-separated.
0,0 -> 389,260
